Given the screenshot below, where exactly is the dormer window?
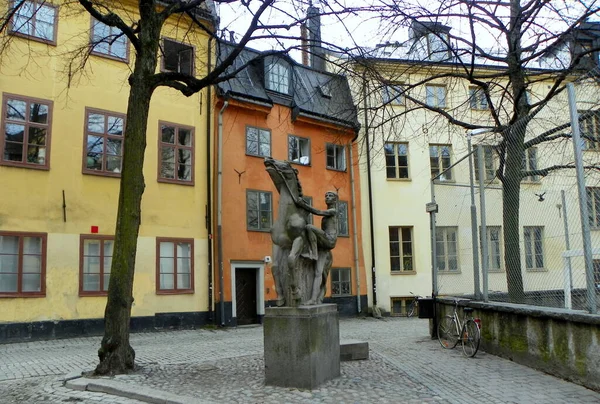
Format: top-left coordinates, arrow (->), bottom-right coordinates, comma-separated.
427,33 -> 450,61
162,38 -> 194,75
318,83 -> 332,98
265,60 -> 290,94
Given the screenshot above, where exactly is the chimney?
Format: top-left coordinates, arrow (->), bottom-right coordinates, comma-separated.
301,23 -> 309,66
307,6 -> 325,71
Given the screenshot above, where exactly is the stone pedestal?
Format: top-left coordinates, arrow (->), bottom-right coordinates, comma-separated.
263,304 -> 340,389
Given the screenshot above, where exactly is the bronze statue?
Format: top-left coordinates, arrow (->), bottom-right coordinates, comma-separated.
264,157 -> 338,307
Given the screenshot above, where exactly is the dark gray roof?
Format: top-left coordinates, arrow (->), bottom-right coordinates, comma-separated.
216,42 -> 360,131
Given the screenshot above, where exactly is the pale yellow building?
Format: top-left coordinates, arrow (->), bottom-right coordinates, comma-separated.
0,1 -> 215,339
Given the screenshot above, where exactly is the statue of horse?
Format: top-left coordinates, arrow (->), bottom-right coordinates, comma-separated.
264,157 -> 318,306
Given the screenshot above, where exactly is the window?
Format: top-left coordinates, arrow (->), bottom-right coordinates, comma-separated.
427,33 -> 450,61
246,126 -> 271,157
247,190 -> 272,231
469,87 -> 488,110
389,226 -> 413,272
84,109 -> 125,176
586,187 -> 600,228
593,260 -> 600,289
482,226 -> 502,271
391,297 -> 414,317
159,122 -> 194,184
331,268 -> 351,296
288,135 -> 310,165
0,231 -> 46,296
522,147 -> 539,182
383,84 -> 404,105
385,142 -> 409,179
429,144 -> 452,181
337,201 -> 349,237
524,227 -> 544,271
80,236 -> 113,295
326,143 -> 346,171
162,38 -> 194,75
156,238 -> 194,293
91,19 -> 128,60
436,227 -> 458,272
473,146 -> 495,181
1,94 -> 52,169
579,110 -> 600,151
426,85 -> 446,108
265,60 -> 290,94
9,0 -> 57,43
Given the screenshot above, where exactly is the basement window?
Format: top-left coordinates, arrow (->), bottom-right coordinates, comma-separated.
162,39 -> 194,76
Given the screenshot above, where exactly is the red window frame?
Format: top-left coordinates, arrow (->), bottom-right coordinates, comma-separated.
1,93 -> 53,170
79,235 -> 114,296
0,231 -> 47,297
157,121 -> 195,185
82,108 -> 126,177
156,238 -> 194,294
8,0 -> 59,45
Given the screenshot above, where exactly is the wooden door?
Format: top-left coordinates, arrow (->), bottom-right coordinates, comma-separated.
235,268 -> 258,325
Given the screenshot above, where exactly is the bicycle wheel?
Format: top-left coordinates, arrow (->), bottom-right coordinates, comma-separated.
437,316 -> 459,349
461,319 -> 481,357
407,301 -> 417,317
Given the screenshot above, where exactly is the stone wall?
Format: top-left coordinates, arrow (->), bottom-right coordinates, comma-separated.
436,298 -> 600,392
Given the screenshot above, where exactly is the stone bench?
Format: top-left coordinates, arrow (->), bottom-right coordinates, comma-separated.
340,339 -> 369,361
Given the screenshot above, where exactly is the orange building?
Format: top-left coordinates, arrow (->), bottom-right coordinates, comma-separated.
213,44 -> 367,326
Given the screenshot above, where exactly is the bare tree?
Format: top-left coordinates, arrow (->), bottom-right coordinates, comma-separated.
338,0 -> 600,303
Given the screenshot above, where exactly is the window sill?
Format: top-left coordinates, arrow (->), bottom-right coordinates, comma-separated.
0,293 -> 46,298
391,270 -> 416,275
326,167 -> 347,172
9,31 -> 56,46
91,50 -> 129,64
290,161 -> 311,167
156,289 -> 195,295
0,160 -> 50,170
246,153 -> 271,159
386,177 -> 411,182
83,170 -> 121,178
158,178 -> 195,186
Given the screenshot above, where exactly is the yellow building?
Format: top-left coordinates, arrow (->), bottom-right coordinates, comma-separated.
0,1 -> 215,340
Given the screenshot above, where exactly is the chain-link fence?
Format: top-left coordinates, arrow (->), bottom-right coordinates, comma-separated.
432,73 -> 600,314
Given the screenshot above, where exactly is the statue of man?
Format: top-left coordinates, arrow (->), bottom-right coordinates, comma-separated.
294,191 -> 339,304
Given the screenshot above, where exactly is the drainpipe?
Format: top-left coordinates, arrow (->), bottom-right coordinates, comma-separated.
206,36 -> 214,323
348,142 -> 361,314
217,99 -> 229,326
363,77 -> 380,317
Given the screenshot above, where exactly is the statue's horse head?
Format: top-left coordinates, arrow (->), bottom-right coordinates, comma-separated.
264,157 -> 303,199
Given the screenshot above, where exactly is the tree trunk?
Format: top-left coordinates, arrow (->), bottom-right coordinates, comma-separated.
95,9 -> 161,375
502,128 -> 525,303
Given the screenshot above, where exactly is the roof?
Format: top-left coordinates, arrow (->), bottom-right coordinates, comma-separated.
215,42 -> 360,131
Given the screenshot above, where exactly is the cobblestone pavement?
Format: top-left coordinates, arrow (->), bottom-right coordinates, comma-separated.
1,317 -> 599,403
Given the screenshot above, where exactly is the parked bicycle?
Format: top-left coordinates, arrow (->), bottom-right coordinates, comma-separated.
437,300 -> 481,357
406,292 -> 421,318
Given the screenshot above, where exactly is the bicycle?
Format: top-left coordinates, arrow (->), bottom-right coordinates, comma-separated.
437,300 -> 481,357
406,292 -> 421,318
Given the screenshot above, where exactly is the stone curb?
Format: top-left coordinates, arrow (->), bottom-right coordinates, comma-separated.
65,376 -> 210,404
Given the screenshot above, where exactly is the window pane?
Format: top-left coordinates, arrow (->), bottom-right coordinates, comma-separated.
160,274 -> 174,289
177,164 -> 192,181
6,123 -> 25,143
160,257 -> 175,275
178,149 -> 191,164
177,273 -> 191,289
107,116 -> 124,135
0,274 -> 18,292
6,99 -> 26,121
106,138 -> 122,156
22,255 -> 41,273
160,242 -> 174,258
389,227 -> 398,242
0,236 -> 19,254
0,255 -> 18,273
30,103 -> 48,124
178,129 -> 192,146
106,156 -> 122,173
390,257 -> 400,271
27,145 -> 45,164
22,273 -> 41,292
161,126 -> 175,143
88,113 -> 105,133
177,258 -> 191,275
29,127 -> 46,145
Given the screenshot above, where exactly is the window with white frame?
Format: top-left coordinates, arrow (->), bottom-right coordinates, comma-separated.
383,84 -> 404,105
473,146 -> 495,181
384,142 -> 409,179
326,143 -> 346,171
524,226 -> 544,270
247,190 -> 272,231
579,110 -> 600,151
337,201 -> 349,237
469,87 -> 488,110
288,135 -> 310,165
429,144 -> 452,181
586,187 -> 600,228
425,85 -> 446,108
10,0 -> 56,43
91,19 -> 128,60
331,267 -> 351,296
522,147 -> 539,182
436,227 -> 458,272
389,226 -> 413,272
246,126 -> 271,157
482,226 -> 502,271
265,60 -> 290,94
162,38 -> 194,75
427,33 -> 450,61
